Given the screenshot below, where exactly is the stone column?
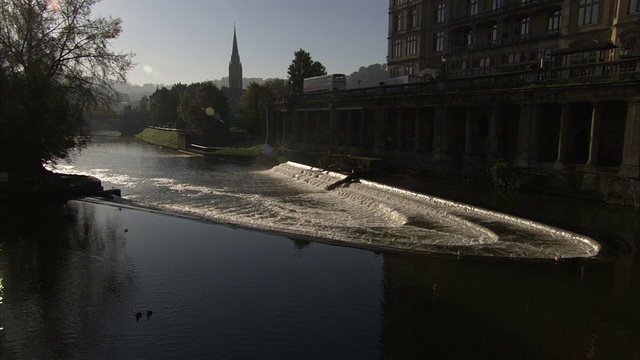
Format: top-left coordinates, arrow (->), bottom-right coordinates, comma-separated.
465,107 -> 474,156
516,103 -> 537,167
587,102 -> 603,165
282,111 -> 294,144
329,107 -> 337,147
359,109 -> 365,150
347,110 -> 354,147
397,108 -> 404,151
620,99 -> 640,178
303,111 -> 310,144
433,106 -> 448,160
555,102 -> 571,168
414,107 -> 422,151
489,105 -> 500,157
289,111 -> 302,146
373,108 -> 386,155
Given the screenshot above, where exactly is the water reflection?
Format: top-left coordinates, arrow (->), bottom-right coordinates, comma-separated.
0,201 -> 136,359
1,199 -> 638,358
379,253 -> 639,359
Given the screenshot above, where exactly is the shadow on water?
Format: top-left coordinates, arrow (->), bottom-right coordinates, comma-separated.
0,200 -> 136,359
379,252 -> 640,359
1,198 -> 639,358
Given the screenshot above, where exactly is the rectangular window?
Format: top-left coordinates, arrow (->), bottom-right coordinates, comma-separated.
469,0 -> 478,16
407,35 -> 417,55
491,0 -> 503,10
629,0 -> 640,13
409,8 -> 418,28
466,29 -> 475,45
578,0 -> 599,25
394,0 -> 403,6
518,17 -> 530,36
433,31 -> 444,51
392,39 -> 402,58
490,24 -> 499,42
436,3 -> 445,23
394,12 -> 403,32
548,10 -> 561,32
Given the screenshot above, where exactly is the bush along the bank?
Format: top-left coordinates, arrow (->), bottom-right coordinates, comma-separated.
489,158 -> 519,191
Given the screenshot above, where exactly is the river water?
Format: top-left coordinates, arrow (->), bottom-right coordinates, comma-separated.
1,136 -> 638,358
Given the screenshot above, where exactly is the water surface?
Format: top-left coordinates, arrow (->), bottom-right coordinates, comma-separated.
1,136 -> 637,358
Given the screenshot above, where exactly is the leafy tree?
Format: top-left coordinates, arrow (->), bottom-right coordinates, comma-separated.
148,84 -> 187,127
177,81 -> 230,144
0,0 -> 134,174
263,78 -> 288,97
287,49 -> 326,94
238,82 -> 275,138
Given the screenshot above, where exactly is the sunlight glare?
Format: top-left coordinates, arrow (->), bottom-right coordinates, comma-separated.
46,0 -> 61,12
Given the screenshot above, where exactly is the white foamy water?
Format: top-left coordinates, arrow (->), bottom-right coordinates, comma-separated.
51,154 -> 600,259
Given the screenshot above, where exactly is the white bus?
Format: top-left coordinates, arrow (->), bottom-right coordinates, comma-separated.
303,74 -> 347,93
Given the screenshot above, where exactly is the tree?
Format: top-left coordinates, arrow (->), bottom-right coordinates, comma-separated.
148,84 -> 186,127
263,78 -> 288,97
177,81 -> 230,145
287,49 -> 326,94
238,82 -> 275,137
0,0 -> 134,174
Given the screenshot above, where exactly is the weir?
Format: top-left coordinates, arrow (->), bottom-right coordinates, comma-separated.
51,143 -> 601,259
267,162 -> 600,259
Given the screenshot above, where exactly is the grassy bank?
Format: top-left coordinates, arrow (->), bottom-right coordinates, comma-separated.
135,128 -> 179,149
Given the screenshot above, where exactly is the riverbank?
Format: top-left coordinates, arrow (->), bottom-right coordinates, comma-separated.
0,170 -> 118,202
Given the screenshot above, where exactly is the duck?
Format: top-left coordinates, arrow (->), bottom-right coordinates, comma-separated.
146,310 -> 153,320
136,312 -> 142,322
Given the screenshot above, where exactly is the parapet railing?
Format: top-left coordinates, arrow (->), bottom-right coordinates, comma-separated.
271,58 -> 640,106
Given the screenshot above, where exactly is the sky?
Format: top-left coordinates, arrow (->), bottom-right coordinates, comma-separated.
92,0 -> 389,86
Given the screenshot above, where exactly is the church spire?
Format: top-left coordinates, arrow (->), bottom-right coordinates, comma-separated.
229,25 -> 242,90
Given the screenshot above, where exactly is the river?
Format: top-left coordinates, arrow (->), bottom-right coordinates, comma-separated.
1,136 -> 638,358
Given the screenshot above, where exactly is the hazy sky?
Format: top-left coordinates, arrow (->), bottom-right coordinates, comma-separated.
92,0 -> 388,86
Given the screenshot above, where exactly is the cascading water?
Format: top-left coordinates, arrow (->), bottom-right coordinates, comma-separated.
51,147 -> 600,259
264,162 -> 600,258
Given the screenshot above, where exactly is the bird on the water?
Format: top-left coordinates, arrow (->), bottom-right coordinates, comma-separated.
136,312 -> 142,322
147,310 -> 153,320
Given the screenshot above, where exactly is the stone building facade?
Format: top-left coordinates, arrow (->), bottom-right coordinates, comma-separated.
267,0 -> 639,205
387,0 -> 639,79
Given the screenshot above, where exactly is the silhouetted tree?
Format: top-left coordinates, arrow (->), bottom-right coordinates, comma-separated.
239,82 -> 275,138
177,81 -> 230,144
264,78 -> 288,97
287,49 -> 326,94
0,0 -> 134,174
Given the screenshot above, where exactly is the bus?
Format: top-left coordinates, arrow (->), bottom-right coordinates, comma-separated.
303,74 -> 347,93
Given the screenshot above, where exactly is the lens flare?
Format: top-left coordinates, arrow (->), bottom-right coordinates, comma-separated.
46,0 -> 61,12
205,107 -> 215,116
143,65 -> 153,74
